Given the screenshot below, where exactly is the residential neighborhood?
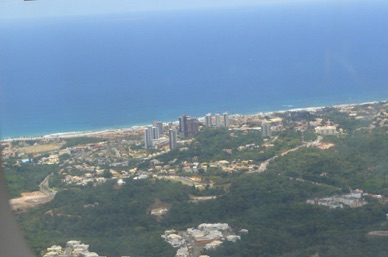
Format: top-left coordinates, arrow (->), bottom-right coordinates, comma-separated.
43,240 -> 106,257
162,223 -> 246,257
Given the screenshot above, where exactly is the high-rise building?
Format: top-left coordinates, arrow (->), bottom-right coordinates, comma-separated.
179,115 -> 201,137
215,113 -> 221,128
261,121 -> 272,138
153,121 -> 163,135
144,126 -> 153,149
152,126 -> 160,140
186,118 -> 201,137
179,115 -> 188,135
169,129 -> 177,150
205,113 -> 212,128
223,112 -> 229,128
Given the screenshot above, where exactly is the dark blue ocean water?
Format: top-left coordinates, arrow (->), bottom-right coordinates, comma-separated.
1,1 -> 387,138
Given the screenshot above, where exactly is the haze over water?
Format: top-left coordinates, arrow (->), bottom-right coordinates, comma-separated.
1,1 -> 387,138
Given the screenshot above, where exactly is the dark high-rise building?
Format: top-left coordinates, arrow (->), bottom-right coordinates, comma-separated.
169,129 -> 177,150
179,115 -> 201,137
153,121 -> 163,135
152,126 -> 160,140
179,115 -> 188,135
186,118 -> 201,137
223,112 -> 229,128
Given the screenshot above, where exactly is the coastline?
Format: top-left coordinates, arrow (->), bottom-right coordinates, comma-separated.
1,100 -> 384,143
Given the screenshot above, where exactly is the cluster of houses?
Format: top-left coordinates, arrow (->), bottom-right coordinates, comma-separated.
43,240 -> 105,257
209,159 -> 258,173
307,189 -> 368,209
162,223 -> 247,257
38,154 -> 60,165
166,158 -> 261,174
187,223 -> 242,249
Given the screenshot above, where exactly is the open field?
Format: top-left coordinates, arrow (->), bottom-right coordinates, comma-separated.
18,143 -> 63,154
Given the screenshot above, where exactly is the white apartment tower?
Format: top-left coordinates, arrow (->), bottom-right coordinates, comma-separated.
215,113 -> 221,128
205,113 -> 212,128
144,127 -> 153,149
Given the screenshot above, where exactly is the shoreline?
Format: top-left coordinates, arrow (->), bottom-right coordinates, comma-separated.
1,100 -> 385,143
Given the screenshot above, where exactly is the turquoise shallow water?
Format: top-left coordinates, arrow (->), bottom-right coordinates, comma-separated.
0,2 -> 387,138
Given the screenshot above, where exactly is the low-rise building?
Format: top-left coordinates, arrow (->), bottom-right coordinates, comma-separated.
307,190 -> 367,209
204,240 -> 223,250
176,246 -> 189,257
315,125 -> 337,135
162,233 -> 185,248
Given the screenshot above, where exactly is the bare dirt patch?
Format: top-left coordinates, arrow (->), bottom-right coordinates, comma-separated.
316,143 -> 335,150
10,191 -> 55,212
44,209 -> 80,218
148,198 -> 172,221
367,231 -> 388,237
189,194 -> 217,202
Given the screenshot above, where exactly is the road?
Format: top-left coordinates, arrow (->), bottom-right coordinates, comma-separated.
251,136 -> 322,173
9,174 -> 57,211
179,232 -> 202,257
64,246 -> 72,256
39,174 -> 57,196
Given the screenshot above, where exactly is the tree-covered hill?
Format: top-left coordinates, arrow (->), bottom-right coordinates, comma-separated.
266,127 -> 388,194
19,179 -> 188,257
19,172 -> 388,257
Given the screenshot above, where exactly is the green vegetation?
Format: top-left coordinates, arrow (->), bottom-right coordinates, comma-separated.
19,179 -> 189,257
155,128 -> 263,164
19,171 -> 388,257
5,163 -> 58,198
61,137 -> 105,148
267,127 -> 388,194
322,107 -> 370,133
192,175 -> 388,257
155,128 -> 306,168
11,139 -> 40,147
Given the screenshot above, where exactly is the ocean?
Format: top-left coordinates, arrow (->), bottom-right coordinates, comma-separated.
0,1 -> 387,139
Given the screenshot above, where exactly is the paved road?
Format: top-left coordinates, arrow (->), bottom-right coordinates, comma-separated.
251,136 -> 322,173
179,232 -> 202,257
39,174 -> 57,196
